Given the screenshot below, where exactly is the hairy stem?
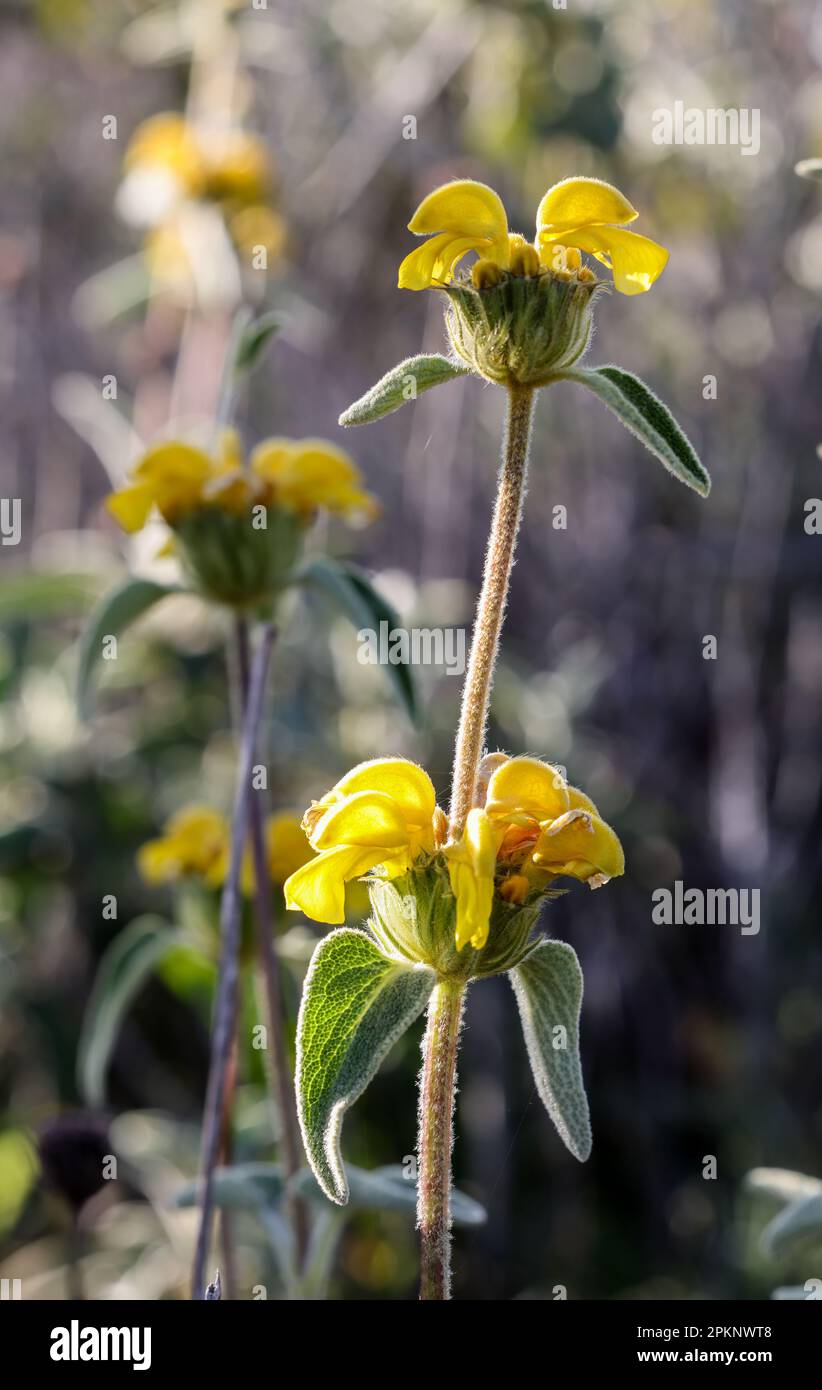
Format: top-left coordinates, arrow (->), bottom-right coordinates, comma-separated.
417,978 -> 466,1300
233,618 -> 309,1270
191,622 -> 275,1300
449,385 -> 535,841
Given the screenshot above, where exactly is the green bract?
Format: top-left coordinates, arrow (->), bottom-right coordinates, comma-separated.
296,871 -> 594,1207
444,272 -> 602,387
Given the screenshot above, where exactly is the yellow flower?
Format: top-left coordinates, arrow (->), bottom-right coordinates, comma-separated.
286,752 -> 623,956
250,439 -> 379,525
138,806 -> 315,897
124,114 -> 205,197
124,113 -> 271,209
398,177 -> 667,296
284,759 -> 440,924
106,433 -> 377,535
444,755 -> 624,951
536,177 -> 668,296
138,806 -> 229,887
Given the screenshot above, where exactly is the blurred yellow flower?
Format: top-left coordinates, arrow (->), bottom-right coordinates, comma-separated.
284,759 -> 441,924
124,113 -> 271,209
399,177 -> 668,297
138,806 -> 229,887
106,431 -> 378,535
138,805 -> 314,896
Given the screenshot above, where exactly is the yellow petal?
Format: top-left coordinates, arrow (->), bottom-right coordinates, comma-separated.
132,442 -> 214,484
319,759 -> 437,835
485,755 -> 570,826
398,232 -> 485,290
446,808 -> 499,950
536,177 -> 638,232
311,790 -> 412,852
124,113 -> 204,193
554,225 -> 669,295
105,482 -> 157,533
284,844 -> 385,924
408,179 -> 509,244
251,438 -> 377,521
567,784 -> 600,815
137,806 -> 228,883
533,809 -> 624,884
137,838 -> 181,884
265,812 -> 314,885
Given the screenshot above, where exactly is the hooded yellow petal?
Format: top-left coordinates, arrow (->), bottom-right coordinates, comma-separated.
319,759 -> 437,833
485,755 -> 570,826
552,225 -> 669,295
398,232 -> 485,290
533,808 -> 624,884
284,843 -> 386,924
446,808 -> 500,950
311,790 -> 412,852
566,784 -> 599,815
266,812 -> 314,885
408,179 -> 509,243
536,177 -> 638,233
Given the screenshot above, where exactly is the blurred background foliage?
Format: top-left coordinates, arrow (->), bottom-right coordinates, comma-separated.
1,0 -> 822,1299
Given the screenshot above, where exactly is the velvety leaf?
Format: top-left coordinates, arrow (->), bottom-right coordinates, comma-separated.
509,938 -> 592,1162
561,364 -> 710,496
76,576 -> 180,716
339,354 -> 470,427
293,554 -> 417,721
78,917 -> 182,1106
292,1161 -> 487,1227
297,929 -> 435,1204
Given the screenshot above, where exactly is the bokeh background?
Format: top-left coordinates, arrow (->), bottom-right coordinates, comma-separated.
2,0 -> 822,1300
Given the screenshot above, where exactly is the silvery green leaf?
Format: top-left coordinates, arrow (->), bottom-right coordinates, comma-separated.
509,938 -> 591,1162
292,554 -> 417,722
560,364 -> 710,497
762,1192 -> 822,1258
296,929 -> 435,1204
171,1163 -> 285,1212
339,354 -> 470,427
76,576 -> 180,716
744,1167 -> 822,1205
171,1163 -> 293,1282
77,916 -> 183,1106
233,310 -> 284,376
292,1161 -> 487,1227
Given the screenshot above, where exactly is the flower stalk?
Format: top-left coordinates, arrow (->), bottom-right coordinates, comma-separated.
233,618 -> 309,1269
417,978 -> 466,1301
191,622 -> 275,1299
448,385 -> 535,841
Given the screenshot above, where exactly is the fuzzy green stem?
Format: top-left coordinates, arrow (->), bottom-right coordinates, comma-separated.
191,622 -> 275,1300
448,385 -> 535,841
417,978 -> 466,1300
